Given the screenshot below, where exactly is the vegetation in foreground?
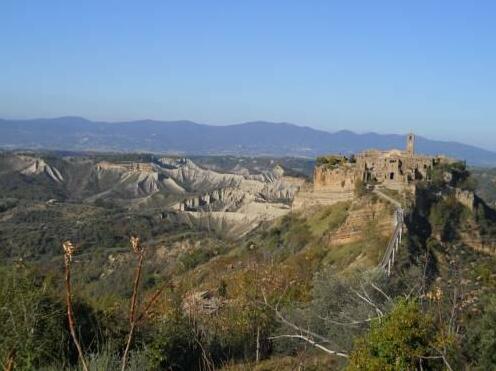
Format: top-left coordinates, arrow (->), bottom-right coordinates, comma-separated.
1,158 -> 496,370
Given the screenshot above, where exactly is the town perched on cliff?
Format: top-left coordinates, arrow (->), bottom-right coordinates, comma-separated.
315,133 -> 447,190
316,133 -> 443,190
294,133 -> 475,211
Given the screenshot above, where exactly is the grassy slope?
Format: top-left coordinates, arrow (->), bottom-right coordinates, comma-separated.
32,196 -> 392,369
160,198 -> 394,369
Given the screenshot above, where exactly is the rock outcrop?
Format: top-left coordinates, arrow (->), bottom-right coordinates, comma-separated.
164,158 -> 304,235
92,160 -> 186,198
96,161 -> 155,173
328,200 -> 394,246
19,157 -> 64,183
172,187 -> 246,212
292,182 -> 354,210
455,188 -> 475,211
163,157 -> 303,207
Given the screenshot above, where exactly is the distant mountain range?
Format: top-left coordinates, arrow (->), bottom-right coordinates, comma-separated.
1,116 -> 495,166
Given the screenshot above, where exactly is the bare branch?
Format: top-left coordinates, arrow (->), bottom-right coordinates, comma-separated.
419,353 -> 453,371
448,287 -> 458,335
136,282 -> 170,324
266,301 -> 330,344
370,282 -> 392,302
318,315 -> 381,327
405,282 -> 421,300
432,346 -> 454,371
352,289 -> 384,317
268,335 -> 348,358
360,284 -> 373,303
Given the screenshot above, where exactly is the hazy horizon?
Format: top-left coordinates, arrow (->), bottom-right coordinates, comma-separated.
2,114 -> 496,153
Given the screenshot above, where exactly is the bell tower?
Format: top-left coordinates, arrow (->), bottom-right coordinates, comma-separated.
406,133 -> 415,155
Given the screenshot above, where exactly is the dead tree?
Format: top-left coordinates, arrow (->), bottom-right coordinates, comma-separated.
262,290 -> 350,359
262,275 -> 392,361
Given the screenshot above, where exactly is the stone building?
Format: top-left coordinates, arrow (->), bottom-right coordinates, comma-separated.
313,162 -> 357,192
314,133 -> 450,192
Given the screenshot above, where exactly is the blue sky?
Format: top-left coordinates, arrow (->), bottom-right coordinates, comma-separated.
1,1 -> 495,149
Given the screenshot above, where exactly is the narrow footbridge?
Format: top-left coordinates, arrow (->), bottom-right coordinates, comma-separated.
373,189 -> 404,276
379,207 -> 403,276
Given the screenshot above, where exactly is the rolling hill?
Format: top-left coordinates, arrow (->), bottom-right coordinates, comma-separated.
1,116 -> 496,166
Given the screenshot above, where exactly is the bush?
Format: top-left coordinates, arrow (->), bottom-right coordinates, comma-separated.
259,214 -> 313,260
430,161 -> 476,191
429,196 -> 467,242
315,155 -> 348,168
465,294 -> 496,370
0,265 -> 68,369
0,198 -> 18,212
146,314 -> 202,370
347,299 -> 443,371
178,248 -> 217,271
308,271 -> 386,351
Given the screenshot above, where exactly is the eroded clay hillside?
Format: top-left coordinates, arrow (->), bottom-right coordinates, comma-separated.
0,152 -> 310,257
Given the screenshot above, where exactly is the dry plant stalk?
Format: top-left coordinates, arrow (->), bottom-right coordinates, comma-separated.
3,349 -> 16,371
135,284 -> 169,324
63,241 -> 89,371
121,236 -> 145,371
121,235 -> 169,370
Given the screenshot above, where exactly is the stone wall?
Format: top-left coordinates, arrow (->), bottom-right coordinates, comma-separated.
314,164 -> 356,192
355,150 -> 435,188
292,187 -> 354,210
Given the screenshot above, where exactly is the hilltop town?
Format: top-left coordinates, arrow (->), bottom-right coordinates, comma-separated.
314,133 -> 449,192
294,133 -> 476,210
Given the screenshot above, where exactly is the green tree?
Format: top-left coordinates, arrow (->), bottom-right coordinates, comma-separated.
465,294 -> 496,370
146,313 -> 201,370
429,196 -> 467,242
0,265 -> 67,369
347,299 -> 443,371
